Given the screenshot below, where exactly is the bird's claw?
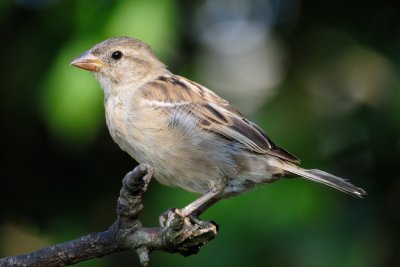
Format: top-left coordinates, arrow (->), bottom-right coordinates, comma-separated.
159,208 -> 180,227
159,208 -> 218,231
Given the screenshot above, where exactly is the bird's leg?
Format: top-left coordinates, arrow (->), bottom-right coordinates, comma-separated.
180,190 -> 221,217
194,197 -> 221,216
185,196 -> 221,226
159,190 -> 221,227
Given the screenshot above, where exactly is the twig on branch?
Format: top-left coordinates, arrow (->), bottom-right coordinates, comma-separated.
0,165 -> 218,267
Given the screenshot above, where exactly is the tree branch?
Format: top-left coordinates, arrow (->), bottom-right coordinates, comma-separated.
0,165 -> 218,267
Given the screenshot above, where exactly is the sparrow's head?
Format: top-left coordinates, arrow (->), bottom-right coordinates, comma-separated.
71,36 -> 166,95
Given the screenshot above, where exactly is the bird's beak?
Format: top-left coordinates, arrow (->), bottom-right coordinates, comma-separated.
70,51 -> 106,71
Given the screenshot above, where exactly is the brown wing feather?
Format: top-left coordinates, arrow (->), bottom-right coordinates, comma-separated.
141,75 -> 300,163
248,121 -> 300,163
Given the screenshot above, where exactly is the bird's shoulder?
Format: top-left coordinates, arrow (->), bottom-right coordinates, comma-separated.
139,74 -> 231,107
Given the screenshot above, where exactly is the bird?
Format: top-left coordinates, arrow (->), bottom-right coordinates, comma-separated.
70,36 -> 366,217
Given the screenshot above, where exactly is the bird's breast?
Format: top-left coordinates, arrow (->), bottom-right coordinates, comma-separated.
104,95 -> 170,163
104,96 -> 138,155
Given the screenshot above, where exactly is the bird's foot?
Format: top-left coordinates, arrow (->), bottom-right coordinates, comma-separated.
159,208 -> 218,231
187,213 -> 218,229
157,208 -> 218,256
159,208 -> 179,227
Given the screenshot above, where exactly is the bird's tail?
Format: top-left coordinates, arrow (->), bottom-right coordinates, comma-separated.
272,160 -> 367,198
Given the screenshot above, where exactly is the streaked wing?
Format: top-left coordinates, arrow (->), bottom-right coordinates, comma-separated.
141,75 -> 299,163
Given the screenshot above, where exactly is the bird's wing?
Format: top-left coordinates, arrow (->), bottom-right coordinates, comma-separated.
140,75 -> 299,163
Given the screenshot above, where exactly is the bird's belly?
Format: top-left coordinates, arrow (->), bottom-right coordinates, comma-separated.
135,133 -> 227,194
105,100 -> 278,196
106,111 -> 225,194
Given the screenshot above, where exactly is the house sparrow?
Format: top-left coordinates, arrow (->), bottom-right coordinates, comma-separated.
70,37 -> 366,217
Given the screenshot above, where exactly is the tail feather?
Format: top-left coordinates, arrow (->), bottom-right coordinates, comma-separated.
278,162 -> 367,198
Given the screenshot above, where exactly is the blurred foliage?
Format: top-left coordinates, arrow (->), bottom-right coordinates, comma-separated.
1,0 -> 399,267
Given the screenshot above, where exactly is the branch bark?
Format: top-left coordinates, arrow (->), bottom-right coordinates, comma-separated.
0,165 -> 218,267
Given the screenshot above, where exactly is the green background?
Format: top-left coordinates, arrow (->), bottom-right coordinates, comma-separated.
0,0 -> 399,266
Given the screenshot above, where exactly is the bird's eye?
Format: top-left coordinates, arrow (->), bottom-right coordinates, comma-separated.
111,51 -> 123,60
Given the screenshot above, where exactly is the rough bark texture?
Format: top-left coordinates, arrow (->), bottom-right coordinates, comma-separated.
0,165 -> 218,267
